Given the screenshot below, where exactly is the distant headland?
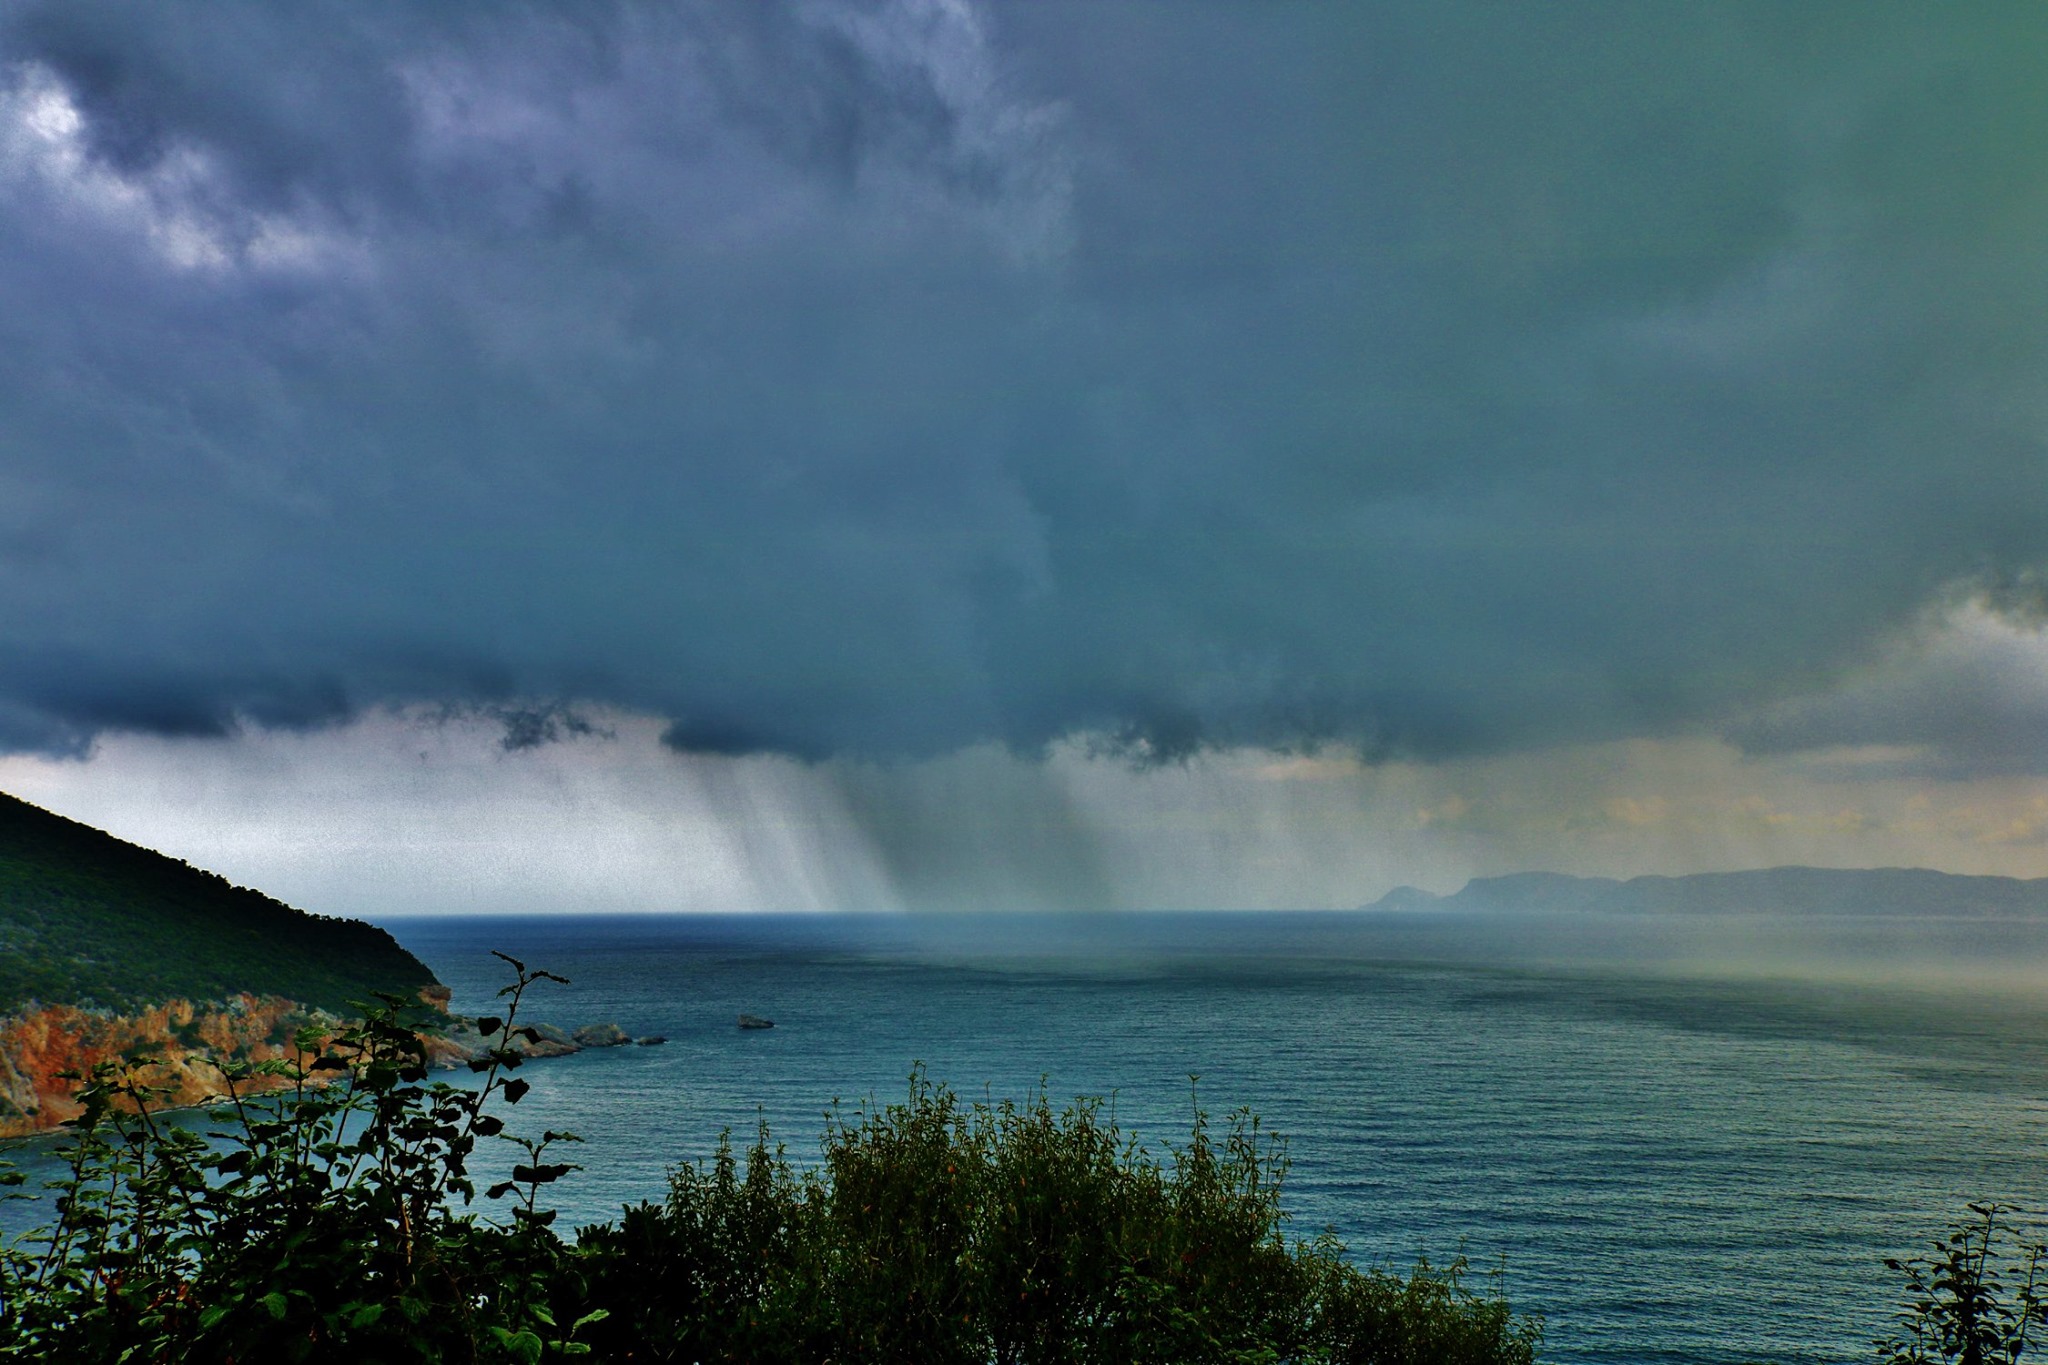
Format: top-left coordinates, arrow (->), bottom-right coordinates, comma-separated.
1366,866 -> 2048,918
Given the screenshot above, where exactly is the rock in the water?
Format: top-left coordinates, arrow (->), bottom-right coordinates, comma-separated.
635,1035 -> 667,1046
737,1013 -> 774,1030
421,1016 -> 607,1066
511,1022 -> 578,1058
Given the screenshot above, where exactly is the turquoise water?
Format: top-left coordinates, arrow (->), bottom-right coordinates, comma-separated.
16,909 -> 2048,1361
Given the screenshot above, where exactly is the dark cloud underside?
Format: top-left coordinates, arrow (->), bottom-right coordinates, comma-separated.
1,1 -> 2044,764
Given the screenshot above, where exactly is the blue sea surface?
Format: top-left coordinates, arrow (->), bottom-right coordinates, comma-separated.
361,908 -> 2048,1364
22,908 -> 2048,1363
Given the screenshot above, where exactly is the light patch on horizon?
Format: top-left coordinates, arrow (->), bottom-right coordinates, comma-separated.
5,706 -> 2048,917
1968,803 -> 2048,847
1416,795 -> 1472,829
1601,796 -> 1671,829
1250,756 -> 1367,783
0,710 -> 903,916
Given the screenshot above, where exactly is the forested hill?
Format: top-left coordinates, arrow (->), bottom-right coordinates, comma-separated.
0,791 -> 436,1015
1367,866 -> 2048,918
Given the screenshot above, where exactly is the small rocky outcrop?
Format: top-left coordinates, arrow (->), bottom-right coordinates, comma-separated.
571,1022 -> 631,1048
418,1015 -> 636,1068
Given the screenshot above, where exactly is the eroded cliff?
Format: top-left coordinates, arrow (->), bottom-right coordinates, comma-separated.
0,985 -> 643,1136
0,993 -> 336,1136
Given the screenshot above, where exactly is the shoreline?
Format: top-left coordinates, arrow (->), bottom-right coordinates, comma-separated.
0,987 -> 655,1139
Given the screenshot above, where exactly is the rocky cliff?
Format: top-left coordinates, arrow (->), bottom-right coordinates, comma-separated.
0,793 -> 654,1135
0,993 -> 337,1135
0,987 -> 643,1137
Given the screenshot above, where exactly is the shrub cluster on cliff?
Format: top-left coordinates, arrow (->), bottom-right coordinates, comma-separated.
0,957 -> 1540,1363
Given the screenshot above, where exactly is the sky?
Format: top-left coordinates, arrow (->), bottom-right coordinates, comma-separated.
3,1 -> 2048,913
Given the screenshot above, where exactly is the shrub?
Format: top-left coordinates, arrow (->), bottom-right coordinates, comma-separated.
1880,1202 -> 2048,1365
569,1072 -> 1543,1365
0,953 -> 605,1362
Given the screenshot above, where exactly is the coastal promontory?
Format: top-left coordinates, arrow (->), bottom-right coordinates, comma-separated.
0,791 -> 438,1133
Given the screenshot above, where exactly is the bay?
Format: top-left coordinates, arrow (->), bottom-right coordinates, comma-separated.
373,908 -> 2048,1365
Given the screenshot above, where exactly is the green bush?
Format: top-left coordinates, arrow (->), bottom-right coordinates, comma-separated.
0,960 -> 1542,1364
568,1074 -> 1539,1364
1879,1203 -> 2048,1365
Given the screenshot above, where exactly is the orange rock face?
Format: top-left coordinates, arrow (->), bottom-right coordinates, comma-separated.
0,989 -> 598,1136
0,996 -> 379,1136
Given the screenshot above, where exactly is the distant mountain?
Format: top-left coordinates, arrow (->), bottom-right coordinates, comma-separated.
0,790 -> 436,1014
1364,866 -> 2048,918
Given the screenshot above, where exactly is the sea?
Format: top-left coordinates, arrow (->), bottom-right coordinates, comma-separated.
387,908 -> 2048,1364
22,907 -> 2048,1363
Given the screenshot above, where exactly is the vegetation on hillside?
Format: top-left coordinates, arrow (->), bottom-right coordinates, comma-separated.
0,792 -> 435,1014
0,957 -> 1542,1363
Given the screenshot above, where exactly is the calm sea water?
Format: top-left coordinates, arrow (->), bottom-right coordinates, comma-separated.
362,909 -> 2048,1365
18,908 -> 2048,1362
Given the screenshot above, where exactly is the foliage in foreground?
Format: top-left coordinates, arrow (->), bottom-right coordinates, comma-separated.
0,958 -> 1541,1363
1879,1203 -> 2048,1365
574,1077 -> 1536,1364
0,954 -> 590,1362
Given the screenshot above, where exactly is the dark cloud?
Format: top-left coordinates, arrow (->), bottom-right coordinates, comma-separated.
1731,605 -> 2048,779
2,1 -> 2046,767
490,703 -> 611,752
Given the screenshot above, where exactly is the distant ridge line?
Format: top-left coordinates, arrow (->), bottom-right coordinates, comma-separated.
1363,866 -> 2048,917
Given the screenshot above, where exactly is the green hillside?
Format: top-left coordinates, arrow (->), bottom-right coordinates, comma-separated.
0,791 -> 436,1015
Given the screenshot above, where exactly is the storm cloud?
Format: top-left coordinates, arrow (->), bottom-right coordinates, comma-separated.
3,1 -> 2046,769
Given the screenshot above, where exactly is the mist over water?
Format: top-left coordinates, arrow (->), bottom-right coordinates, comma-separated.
358,908 -> 2048,1365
